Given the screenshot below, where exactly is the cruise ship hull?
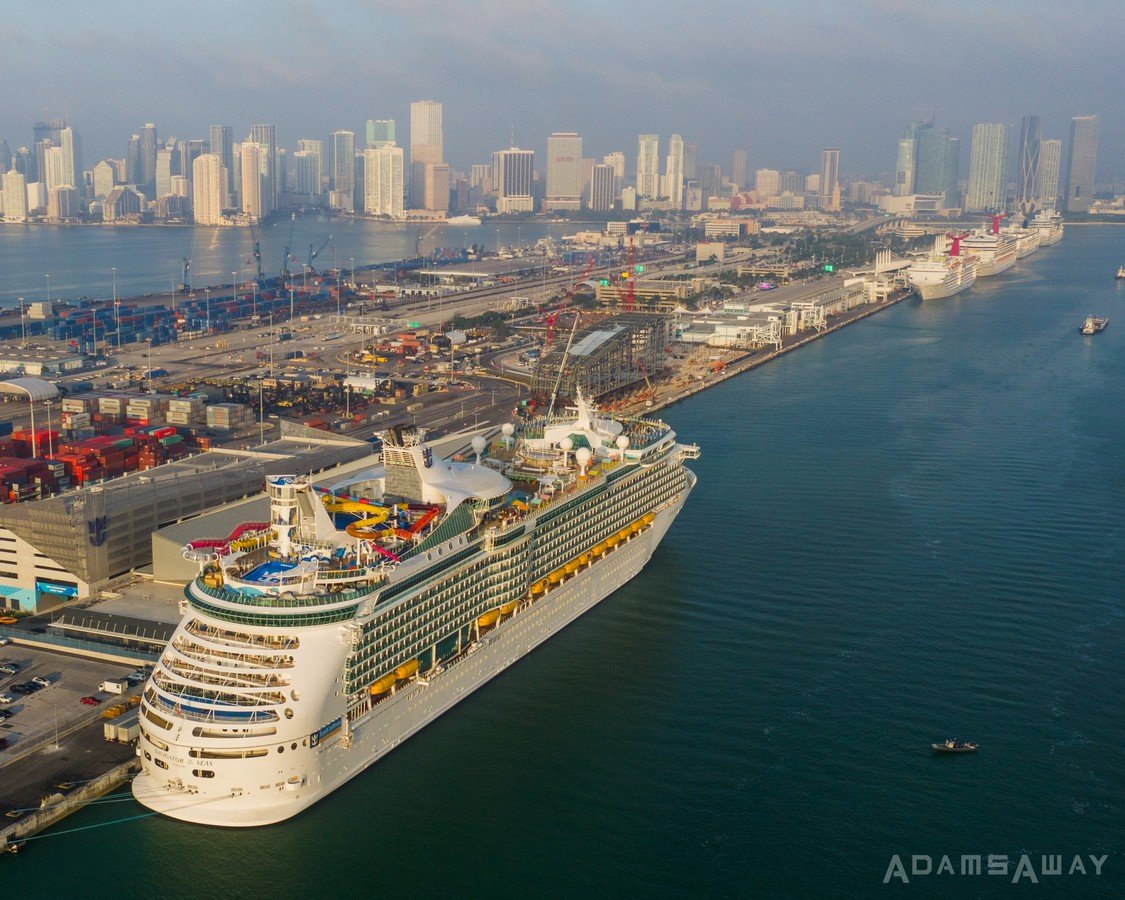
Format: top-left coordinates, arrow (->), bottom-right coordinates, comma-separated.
912,276 -> 976,301
970,250 -> 1017,277
133,475 -> 693,827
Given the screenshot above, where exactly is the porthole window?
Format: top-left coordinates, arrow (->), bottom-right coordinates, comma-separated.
278,746 -> 284,753
284,708 -> 294,719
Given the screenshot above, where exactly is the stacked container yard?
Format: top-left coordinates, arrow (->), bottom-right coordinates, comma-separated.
124,394 -> 170,427
166,397 -> 206,426
206,402 -> 255,433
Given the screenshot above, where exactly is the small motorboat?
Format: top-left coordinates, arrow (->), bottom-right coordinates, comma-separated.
932,739 -> 979,753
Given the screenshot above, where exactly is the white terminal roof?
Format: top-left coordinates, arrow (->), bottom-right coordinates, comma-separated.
0,376 -> 60,401
568,325 -> 626,357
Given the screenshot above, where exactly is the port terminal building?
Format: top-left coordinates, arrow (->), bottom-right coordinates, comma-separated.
0,423 -> 372,612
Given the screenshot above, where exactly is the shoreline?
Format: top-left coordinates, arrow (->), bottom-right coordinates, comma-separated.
622,290 -> 914,418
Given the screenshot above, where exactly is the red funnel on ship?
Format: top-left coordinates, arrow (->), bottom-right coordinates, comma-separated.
990,213 -> 1008,235
945,233 -> 968,256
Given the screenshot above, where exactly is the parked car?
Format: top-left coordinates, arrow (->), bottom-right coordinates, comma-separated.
0,738 -> 9,751
0,663 -> 19,675
80,695 -> 101,705
0,693 -> 13,704
0,637 -> 10,646
125,671 -> 147,684
0,708 -> 13,720
31,676 -> 51,688
9,683 -> 30,695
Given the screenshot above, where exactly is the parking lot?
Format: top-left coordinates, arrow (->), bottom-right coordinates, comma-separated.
0,645 -> 139,757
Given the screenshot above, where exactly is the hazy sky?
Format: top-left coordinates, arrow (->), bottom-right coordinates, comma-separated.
1,0 -> 1120,179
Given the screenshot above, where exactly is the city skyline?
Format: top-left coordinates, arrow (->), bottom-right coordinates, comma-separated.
0,1 -> 1119,179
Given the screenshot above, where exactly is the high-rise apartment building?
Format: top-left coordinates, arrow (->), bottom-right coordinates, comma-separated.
155,145 -> 174,198
366,119 -> 395,148
43,146 -> 67,192
664,134 -> 684,209
965,123 -> 1010,213
819,148 -> 840,210
1063,115 -> 1099,213
423,163 -> 449,214
636,134 -> 660,199
192,154 -> 227,225
363,145 -> 404,217
240,142 -> 264,221
589,163 -> 615,212
732,147 -> 749,191
58,126 -> 82,195
2,169 -> 28,221
1016,115 -> 1041,212
248,124 -> 277,214
330,131 -> 356,205
1035,139 -> 1062,211
603,152 -> 625,196
545,132 -> 583,211
493,148 -> 534,213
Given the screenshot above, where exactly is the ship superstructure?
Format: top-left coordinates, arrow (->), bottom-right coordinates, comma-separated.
133,395 -> 698,826
907,234 -> 979,300
960,215 -> 1019,277
1028,210 -> 1064,247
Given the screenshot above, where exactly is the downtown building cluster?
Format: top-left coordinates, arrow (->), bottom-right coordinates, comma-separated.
886,113 -> 1101,216
0,103 -> 1108,226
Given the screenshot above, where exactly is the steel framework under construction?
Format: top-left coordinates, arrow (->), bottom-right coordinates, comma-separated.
532,314 -> 668,403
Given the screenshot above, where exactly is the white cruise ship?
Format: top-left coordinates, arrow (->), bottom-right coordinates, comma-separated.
132,396 -> 699,826
1004,224 -> 1041,258
1028,210 -> 1064,246
907,234 -> 979,300
960,216 -> 1019,277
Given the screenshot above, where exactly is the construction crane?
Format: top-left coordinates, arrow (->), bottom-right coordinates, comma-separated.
307,234 -> 333,274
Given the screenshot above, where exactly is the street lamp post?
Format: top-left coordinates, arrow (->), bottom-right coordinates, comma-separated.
233,272 -> 237,306
289,287 -> 295,323
112,267 -> 119,350
204,287 -> 211,334
45,273 -> 51,305
18,297 -> 26,344
259,380 -> 265,445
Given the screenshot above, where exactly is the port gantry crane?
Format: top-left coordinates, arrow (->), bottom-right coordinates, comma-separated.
306,234 -> 334,275
280,212 -> 297,279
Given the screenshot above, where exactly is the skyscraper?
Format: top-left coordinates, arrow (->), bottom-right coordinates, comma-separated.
1063,115 -> 1099,213
58,126 -> 82,194
965,123 -> 1010,213
410,100 -> 443,206
1035,139 -> 1062,211
43,146 -> 67,191
192,154 -> 226,225
913,123 -> 959,205
818,148 -> 840,210
493,148 -> 534,212
366,119 -> 396,148
545,132 -> 583,211
1016,115 -> 1042,212
732,147 -> 749,192
755,168 -> 780,197
894,135 -> 916,196
603,152 -> 625,196
2,169 -> 28,221
249,124 -> 277,214
330,131 -> 356,210
636,134 -> 660,200
240,143 -> 264,221
363,145 -> 404,217
156,144 -> 174,198
664,134 -> 684,209
589,163 -> 615,212
210,125 -> 234,196
139,123 -> 158,193
92,161 -> 116,199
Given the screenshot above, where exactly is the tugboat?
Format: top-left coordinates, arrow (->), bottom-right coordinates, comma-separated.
1080,316 -> 1108,335
932,739 -> 979,753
